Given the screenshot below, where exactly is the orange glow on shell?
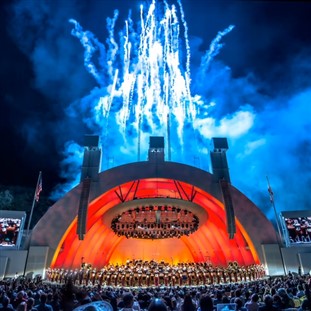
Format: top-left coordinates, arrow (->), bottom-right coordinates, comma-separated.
51,178 -> 260,268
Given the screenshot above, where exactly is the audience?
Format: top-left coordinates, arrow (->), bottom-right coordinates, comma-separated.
235,298 -> 247,311
198,295 -> 214,311
258,295 -> 277,311
0,271 -> 310,311
0,296 -> 15,311
148,299 -> 168,311
179,294 -> 196,311
34,293 -> 53,311
119,294 -> 135,311
244,294 -> 259,311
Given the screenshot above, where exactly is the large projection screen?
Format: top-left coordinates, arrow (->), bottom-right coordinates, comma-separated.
0,210 -> 26,249
280,210 -> 311,247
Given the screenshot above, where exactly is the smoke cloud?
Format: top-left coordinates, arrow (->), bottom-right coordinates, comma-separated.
6,0 -> 311,218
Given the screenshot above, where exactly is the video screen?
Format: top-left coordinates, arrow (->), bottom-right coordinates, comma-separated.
283,216 -> 311,245
0,217 -> 22,247
217,304 -> 236,311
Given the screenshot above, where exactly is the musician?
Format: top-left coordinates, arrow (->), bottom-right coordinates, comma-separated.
105,267 -> 112,286
137,265 -> 143,286
200,266 -> 206,285
250,265 -> 256,281
63,269 -> 70,284
187,266 -> 192,286
132,267 -> 138,287
91,268 -> 97,286
55,269 -> 60,283
111,267 -> 118,286
141,263 -> 148,286
232,263 -> 238,282
85,266 -> 92,285
222,267 -> 228,283
159,264 -> 165,286
4,221 -> 17,245
154,265 -> 159,286
46,268 -> 51,282
240,266 -> 247,282
171,268 -> 177,287
98,269 -> 104,286
124,267 -> 130,287
58,269 -> 63,284
208,266 -> 214,284
145,264 -> 151,287
181,266 -> 187,286
164,266 -> 170,286
72,269 -> 78,285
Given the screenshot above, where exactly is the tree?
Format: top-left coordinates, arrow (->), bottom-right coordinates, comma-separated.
0,189 -> 14,209
0,185 -> 54,229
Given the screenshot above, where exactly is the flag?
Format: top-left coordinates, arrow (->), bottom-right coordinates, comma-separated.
26,171 -> 43,232
268,185 -> 274,203
35,172 -> 42,202
266,176 -> 274,203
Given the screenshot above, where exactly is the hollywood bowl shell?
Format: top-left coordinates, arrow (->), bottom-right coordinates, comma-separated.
30,161 -> 278,268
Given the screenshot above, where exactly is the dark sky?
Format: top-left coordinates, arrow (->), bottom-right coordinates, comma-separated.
1,0 -> 311,218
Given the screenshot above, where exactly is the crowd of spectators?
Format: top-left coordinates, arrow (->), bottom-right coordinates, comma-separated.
0,272 -> 310,311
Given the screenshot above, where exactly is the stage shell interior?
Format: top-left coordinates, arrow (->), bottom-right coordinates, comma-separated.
28,155 -> 281,272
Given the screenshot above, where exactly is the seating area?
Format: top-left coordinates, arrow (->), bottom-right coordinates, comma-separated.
0,271 -> 310,311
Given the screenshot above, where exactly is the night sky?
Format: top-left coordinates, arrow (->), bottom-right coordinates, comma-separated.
1,0 -> 311,220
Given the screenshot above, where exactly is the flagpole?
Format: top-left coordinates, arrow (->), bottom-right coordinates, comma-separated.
266,176 -> 286,275
266,176 -> 283,242
26,171 -> 42,234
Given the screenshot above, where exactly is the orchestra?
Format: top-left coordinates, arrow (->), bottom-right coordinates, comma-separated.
46,260 -> 265,287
